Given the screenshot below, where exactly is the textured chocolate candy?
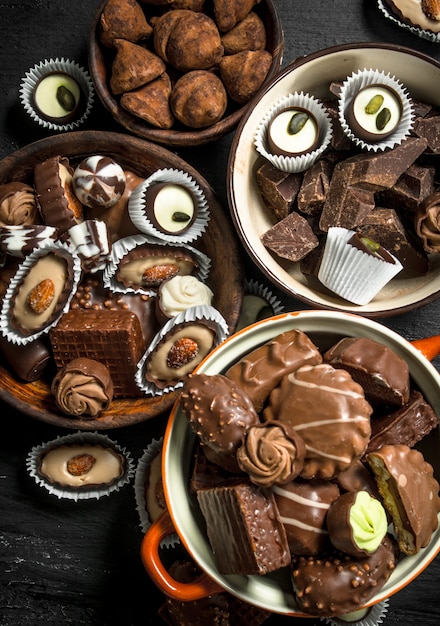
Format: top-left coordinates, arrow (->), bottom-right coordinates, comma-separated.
0,181 -> 39,226
255,160 -> 302,221
291,535 -> 397,617
367,444 -> 440,555
415,190 -> 440,253
72,155 -> 126,209
261,211 -> 319,262
323,336 -> 410,408
226,328 -> 322,413
264,363 -> 372,479
273,478 -> 340,555
297,158 -> 332,216
181,373 -> 259,473
197,480 -> 291,575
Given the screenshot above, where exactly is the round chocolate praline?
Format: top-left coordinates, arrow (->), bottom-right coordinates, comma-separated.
268,106 -> 320,157
346,84 -> 403,143
72,156 -> 126,210
144,182 -> 197,236
32,71 -> 86,124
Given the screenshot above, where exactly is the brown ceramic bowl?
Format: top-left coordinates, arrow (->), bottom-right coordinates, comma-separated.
88,0 -> 284,147
228,43 -> 440,317
0,131 -> 244,430
142,310 -> 440,616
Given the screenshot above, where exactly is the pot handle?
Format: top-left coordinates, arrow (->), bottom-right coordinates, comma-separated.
411,335 -> 440,361
141,509 -> 224,602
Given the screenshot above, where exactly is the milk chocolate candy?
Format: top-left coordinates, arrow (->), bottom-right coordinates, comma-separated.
292,536 -> 397,617
255,161 -> 302,221
0,181 -> 39,226
225,328 -> 322,413
359,207 -> 429,277
366,389 -> 439,454
324,336 -> 410,409
0,333 -> 51,381
261,211 -> 319,262
197,480 -> 290,576
367,444 -> 440,555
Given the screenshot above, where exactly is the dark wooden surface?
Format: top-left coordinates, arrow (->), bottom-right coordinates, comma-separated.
0,1 -> 440,624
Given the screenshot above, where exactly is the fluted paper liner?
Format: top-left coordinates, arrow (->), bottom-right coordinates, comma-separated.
321,598 -> 389,626
135,304 -> 229,396
102,233 -> 211,296
236,278 -> 284,331
19,57 -> 94,132
318,227 -> 403,305
134,437 -> 179,547
378,0 -> 440,43
254,91 -> 333,173
338,68 -> 413,152
128,168 -> 210,244
26,431 -> 134,501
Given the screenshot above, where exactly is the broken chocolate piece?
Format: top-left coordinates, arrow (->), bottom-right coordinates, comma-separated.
261,211 -> 319,262
255,161 -> 302,221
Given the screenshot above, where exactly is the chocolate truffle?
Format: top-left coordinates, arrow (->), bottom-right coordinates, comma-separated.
181,373 -> 259,473
264,363 -> 372,479
367,444 -> 440,555
326,490 -> 388,557
0,182 -> 39,227
51,357 -> 114,418
268,107 -> 320,157
72,155 -> 126,209
237,420 -> 306,487
156,274 -> 213,324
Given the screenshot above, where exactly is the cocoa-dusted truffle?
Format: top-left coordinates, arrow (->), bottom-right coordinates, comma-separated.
367,444 -> 440,555
226,328 -> 322,413
326,490 -> 388,557
197,479 -> 291,576
51,357 -> 114,418
237,420 -> 306,487
264,363 -> 372,479
99,0 -> 153,48
181,373 -> 259,473
323,336 -> 410,409
291,536 -> 397,617
273,478 -> 340,556
72,155 -> 126,210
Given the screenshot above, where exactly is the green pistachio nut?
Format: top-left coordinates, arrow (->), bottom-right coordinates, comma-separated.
365,94 -> 384,115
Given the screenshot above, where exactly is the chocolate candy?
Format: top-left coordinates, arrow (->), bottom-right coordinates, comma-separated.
144,182 -> 197,235
345,84 -> 403,142
291,536 -> 397,617
72,155 -> 126,209
255,160 -> 302,221
326,490 -> 388,557
0,181 -> 39,226
367,444 -> 440,555
273,478 -> 340,555
32,72 -> 84,123
181,373 -> 259,473
226,328 -> 322,413
268,107 -> 320,157
264,363 -> 372,479
324,336 -> 410,409
261,211 -> 319,262
197,480 -> 291,576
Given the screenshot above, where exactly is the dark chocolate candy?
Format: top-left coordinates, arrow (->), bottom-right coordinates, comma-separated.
412,114 -> 440,153
297,158 -> 332,216
255,160 -> 302,221
377,163 -> 435,213
0,333 -> 51,381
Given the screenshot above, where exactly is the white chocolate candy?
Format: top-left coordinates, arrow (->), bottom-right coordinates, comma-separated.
34,73 -> 81,120
351,86 -> 402,137
268,108 -> 319,156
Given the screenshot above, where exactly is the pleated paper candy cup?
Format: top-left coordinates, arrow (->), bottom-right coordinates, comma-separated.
338,68 -> 413,152
19,57 -> 94,132
254,91 -> 333,173
318,227 -> 403,305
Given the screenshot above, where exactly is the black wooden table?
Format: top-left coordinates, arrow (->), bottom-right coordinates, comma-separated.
1,1 -> 439,624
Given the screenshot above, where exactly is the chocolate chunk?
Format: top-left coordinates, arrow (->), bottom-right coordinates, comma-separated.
297,158 -> 332,216
377,163 -> 435,213
255,161 -> 302,221
365,390 -> 439,454
261,211 -> 319,262
412,115 -> 440,153
319,137 -> 428,232
197,480 -> 291,575
359,207 -> 429,276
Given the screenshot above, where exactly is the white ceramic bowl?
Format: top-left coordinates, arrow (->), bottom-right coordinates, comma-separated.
142,310 -> 440,616
227,43 -> 440,318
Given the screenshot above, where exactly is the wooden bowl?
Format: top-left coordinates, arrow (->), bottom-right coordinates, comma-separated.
0,131 -> 245,429
88,0 -> 284,147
